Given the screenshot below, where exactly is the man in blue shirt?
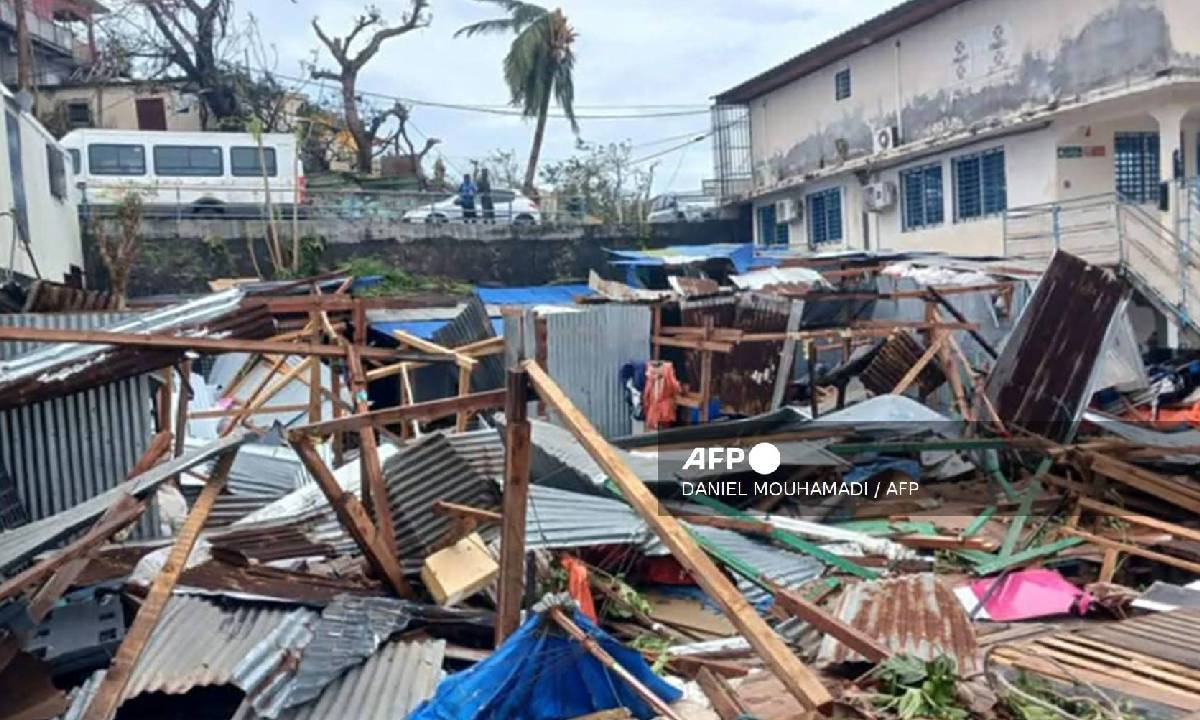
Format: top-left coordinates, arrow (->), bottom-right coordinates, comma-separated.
458,173 -> 478,222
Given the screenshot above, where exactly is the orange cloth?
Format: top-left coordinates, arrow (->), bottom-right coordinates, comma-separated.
644,361 -> 681,430
561,557 -> 597,622
1122,401 -> 1200,429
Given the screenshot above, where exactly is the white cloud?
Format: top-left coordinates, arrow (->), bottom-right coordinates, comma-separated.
239,0 -> 898,192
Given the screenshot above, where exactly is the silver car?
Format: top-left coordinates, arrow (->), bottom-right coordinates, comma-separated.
403,189 -> 541,225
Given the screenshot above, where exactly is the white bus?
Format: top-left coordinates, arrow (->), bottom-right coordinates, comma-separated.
59,129 -> 305,214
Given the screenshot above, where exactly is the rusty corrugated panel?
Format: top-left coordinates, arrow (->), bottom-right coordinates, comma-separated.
679,293 -> 793,415
985,251 -> 1124,442
860,331 -> 946,396
177,560 -> 382,604
817,574 -> 979,674
21,280 -> 120,312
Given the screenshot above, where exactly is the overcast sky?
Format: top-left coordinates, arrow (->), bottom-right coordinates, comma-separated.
237,0 -> 897,194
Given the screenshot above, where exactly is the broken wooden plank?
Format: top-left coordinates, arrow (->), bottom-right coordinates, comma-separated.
496,368 -> 532,647
694,666 -> 751,720
346,347 -> 396,557
432,500 -> 502,524
524,360 -> 832,711
79,449 -> 239,720
290,437 -> 415,599
771,586 -> 891,663
288,389 -> 507,439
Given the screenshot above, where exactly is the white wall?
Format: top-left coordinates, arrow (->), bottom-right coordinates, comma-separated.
1,92 -> 83,281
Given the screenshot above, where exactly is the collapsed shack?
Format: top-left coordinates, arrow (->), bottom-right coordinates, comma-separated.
0,251 -> 1198,719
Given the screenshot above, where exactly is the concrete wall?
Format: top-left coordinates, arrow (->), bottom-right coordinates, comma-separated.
1,90 -> 82,281
749,0 -> 1198,186
37,84 -> 203,132
80,217 -> 752,297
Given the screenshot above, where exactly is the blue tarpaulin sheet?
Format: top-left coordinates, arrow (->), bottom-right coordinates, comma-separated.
476,285 -> 595,306
370,317 -> 504,340
409,607 -> 681,720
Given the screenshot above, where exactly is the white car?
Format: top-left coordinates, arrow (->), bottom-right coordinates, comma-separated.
403,189 -> 541,225
647,193 -> 717,223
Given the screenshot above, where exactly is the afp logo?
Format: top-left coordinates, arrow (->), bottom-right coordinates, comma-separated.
680,442 -> 781,476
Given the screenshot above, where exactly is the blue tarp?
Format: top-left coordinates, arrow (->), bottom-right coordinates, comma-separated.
605,243 -> 776,274
370,317 -> 504,340
409,607 -> 682,720
476,285 -> 595,306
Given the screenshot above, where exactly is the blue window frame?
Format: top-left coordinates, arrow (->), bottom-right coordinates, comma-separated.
953,147 -> 1006,221
807,187 -> 843,246
756,204 -> 789,245
901,163 -> 944,231
1114,131 -> 1160,203
835,68 -> 851,102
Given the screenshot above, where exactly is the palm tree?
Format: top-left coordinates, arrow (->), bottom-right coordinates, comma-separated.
456,1 -> 578,195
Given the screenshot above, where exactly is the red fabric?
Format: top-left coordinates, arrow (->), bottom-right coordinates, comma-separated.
561,557 -> 597,622
644,361 -> 681,430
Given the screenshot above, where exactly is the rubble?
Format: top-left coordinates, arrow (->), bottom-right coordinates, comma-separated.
0,248 -> 1198,719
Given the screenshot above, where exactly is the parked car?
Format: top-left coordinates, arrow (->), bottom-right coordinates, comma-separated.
59,129 -> 304,214
646,193 -> 717,223
402,188 -> 541,225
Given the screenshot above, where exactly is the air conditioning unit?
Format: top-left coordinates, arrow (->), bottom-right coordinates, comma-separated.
864,181 -> 897,211
872,125 -> 901,155
776,197 -> 801,223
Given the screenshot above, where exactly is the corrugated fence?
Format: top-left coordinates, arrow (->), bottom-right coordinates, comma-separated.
0,312 -> 159,537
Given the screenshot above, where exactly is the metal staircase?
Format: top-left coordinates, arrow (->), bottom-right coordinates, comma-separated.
1004,190 -> 1200,337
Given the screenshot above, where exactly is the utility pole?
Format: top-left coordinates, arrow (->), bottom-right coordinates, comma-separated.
13,0 -> 33,91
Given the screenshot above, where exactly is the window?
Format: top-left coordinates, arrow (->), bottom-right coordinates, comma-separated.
901,163 -> 944,231
154,145 -> 222,176
835,68 -> 852,101
68,149 -> 80,174
1114,131 -> 1160,203
88,144 -> 146,175
953,147 -> 1006,221
756,204 -> 789,245
807,187 -> 843,245
230,146 -> 277,177
66,101 -> 92,128
46,144 -> 66,200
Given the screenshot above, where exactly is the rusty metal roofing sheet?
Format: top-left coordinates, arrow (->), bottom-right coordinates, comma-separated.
817,573 -> 979,674
272,640 -> 445,720
985,251 -> 1125,442
860,331 -> 945,397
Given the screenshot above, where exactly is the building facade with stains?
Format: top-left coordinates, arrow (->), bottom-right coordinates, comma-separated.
712,0 -> 1200,257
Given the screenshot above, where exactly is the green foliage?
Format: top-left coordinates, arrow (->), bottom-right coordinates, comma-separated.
296,235 -> 326,278
338,257 -> 470,296
630,634 -> 672,674
1004,671 -> 1139,720
602,575 -> 652,621
539,141 -> 652,224
866,655 -> 969,720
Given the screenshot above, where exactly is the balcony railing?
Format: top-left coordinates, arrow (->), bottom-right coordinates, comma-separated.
0,1 -> 82,57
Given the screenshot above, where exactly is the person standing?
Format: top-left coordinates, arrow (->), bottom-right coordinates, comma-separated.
478,168 -> 496,224
458,173 -> 478,222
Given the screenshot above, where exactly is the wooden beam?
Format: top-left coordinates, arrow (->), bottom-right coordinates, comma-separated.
547,607 -> 684,720
523,360 -> 832,711
694,667 -> 751,720
0,495 -> 145,604
891,333 -> 946,396
1076,496 -> 1200,544
432,500 -> 502,524
392,330 -> 476,369
1066,529 -> 1200,575
495,369 -> 532,646
289,389 -> 508,439
346,347 -> 397,559
456,364 -> 474,432
190,403 -> 311,420
80,450 -> 239,720
0,326 -> 445,362
290,437 -> 415,598
770,586 -> 891,663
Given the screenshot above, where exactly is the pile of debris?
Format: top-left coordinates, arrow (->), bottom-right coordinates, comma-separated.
0,250 -> 1198,720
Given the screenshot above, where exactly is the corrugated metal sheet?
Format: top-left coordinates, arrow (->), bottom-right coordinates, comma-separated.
184,437 -> 313,498
383,433 -> 499,570
545,304 -> 651,438
123,595 -> 317,700
524,485 -> 656,552
817,573 -> 979,674
985,252 -> 1124,442
0,312 -> 140,360
525,418 -> 661,493
274,640 -> 445,720
0,430 -> 254,575
410,296 -> 504,403
0,375 -> 156,535
686,525 -> 825,606
860,332 -> 945,397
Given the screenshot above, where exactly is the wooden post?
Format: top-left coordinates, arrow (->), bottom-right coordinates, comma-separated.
651,305 -> 663,361
309,312 -> 323,422
523,360 -> 832,711
172,361 -> 191,458
806,340 -> 819,419
290,437 -> 414,598
456,364 -> 474,432
495,368 -> 532,646
80,450 -> 240,720
1099,547 -> 1120,583
699,316 -> 714,422
346,347 -> 395,553
157,367 -> 173,433
771,587 -> 891,663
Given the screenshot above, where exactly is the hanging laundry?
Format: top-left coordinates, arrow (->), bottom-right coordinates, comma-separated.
643,361 -> 681,430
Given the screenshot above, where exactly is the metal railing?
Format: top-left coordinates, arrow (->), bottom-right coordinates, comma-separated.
0,1 -> 81,56
1003,190 -> 1200,331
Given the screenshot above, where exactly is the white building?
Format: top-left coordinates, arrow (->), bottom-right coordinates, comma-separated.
711,0 -> 1200,342
1,83 -> 82,281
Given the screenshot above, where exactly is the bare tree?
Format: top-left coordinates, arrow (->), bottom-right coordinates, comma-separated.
136,0 -> 240,125
311,2 -> 430,173
393,104 -> 439,190
92,194 -> 145,309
